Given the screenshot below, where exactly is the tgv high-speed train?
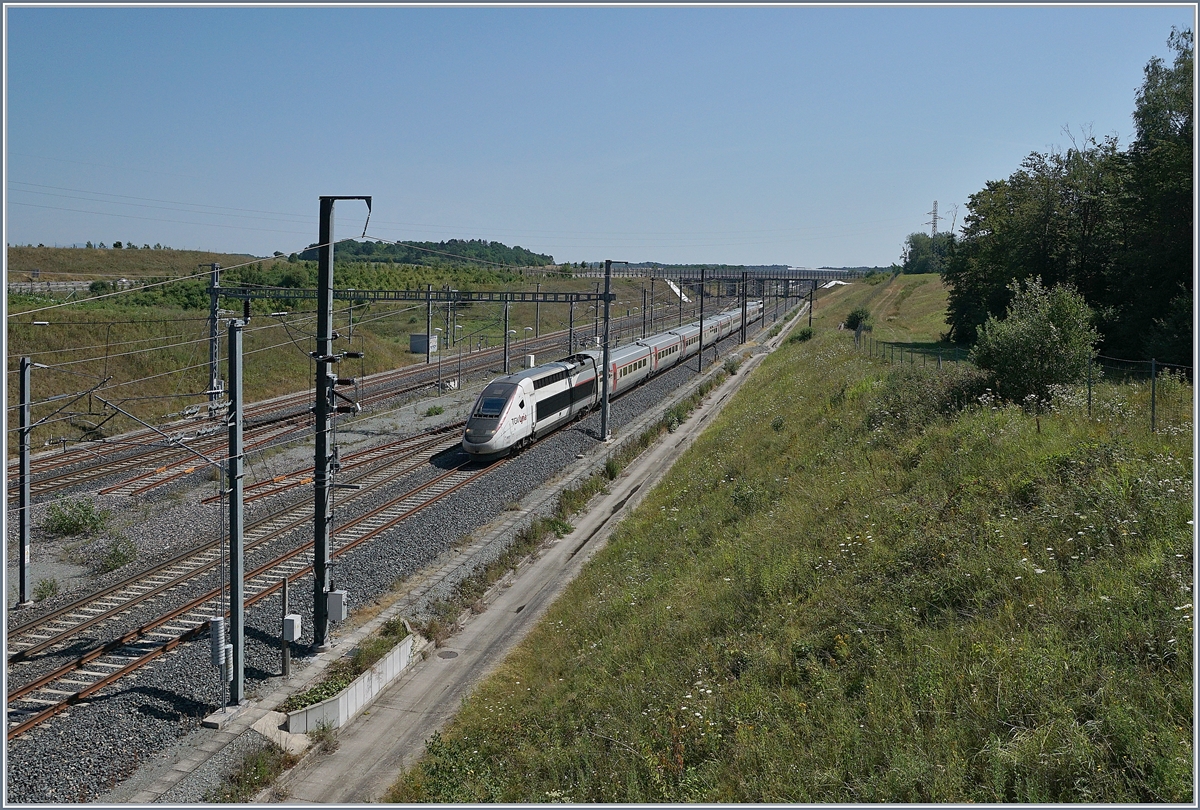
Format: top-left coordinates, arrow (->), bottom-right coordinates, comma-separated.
462,300 -> 763,456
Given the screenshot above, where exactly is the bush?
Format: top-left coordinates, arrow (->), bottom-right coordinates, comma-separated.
308,721 -> 339,754
43,497 -> 110,536
788,327 -> 814,343
723,357 -> 741,375
845,307 -> 871,330
867,364 -> 993,433
425,405 -> 445,417
33,578 -> 59,601
970,278 -> 1099,404
206,743 -> 299,801
96,536 -> 137,573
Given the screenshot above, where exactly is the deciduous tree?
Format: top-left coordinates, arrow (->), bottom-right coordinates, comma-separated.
970,278 -> 1099,403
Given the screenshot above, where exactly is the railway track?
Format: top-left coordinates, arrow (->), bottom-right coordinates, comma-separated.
6,435 -> 500,740
6,322 -> 588,504
5,310 -> 669,504
6,428 -> 464,665
5,307 -> 731,740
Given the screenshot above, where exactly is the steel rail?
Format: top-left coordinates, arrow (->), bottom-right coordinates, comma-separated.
7,457 -> 500,740
7,433 -> 461,665
96,419 -> 311,498
5,314 -> 645,499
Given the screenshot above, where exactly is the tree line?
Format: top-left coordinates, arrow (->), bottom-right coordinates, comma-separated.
296,238 -> 555,268
903,29 -> 1192,366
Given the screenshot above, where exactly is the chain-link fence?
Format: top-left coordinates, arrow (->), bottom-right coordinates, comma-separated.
862,336 -> 966,368
1086,355 -> 1193,435
859,337 -> 1192,435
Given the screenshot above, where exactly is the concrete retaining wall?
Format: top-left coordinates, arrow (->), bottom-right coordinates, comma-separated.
286,634 -> 414,734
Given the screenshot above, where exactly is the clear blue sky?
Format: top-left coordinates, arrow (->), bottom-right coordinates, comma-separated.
4,4 -> 1194,267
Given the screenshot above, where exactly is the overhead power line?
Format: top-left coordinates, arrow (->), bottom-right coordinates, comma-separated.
7,181 -> 312,222
8,201 -> 314,237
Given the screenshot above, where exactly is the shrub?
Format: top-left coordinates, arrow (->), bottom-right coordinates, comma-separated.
308,721 -> 339,754
278,668 -> 357,713
33,578 -> 59,601
96,536 -> 137,573
845,307 -> 871,330
789,327 -> 814,343
43,497 -> 110,536
206,743 -> 299,801
425,405 -> 445,417
723,357 -> 741,375
867,364 -> 993,432
970,278 -> 1099,405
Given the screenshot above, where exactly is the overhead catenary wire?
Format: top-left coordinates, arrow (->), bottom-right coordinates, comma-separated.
7,183 -> 315,226
6,299 -> 389,388
8,315 -> 212,325
8,201 -> 317,238
8,314 -> 317,371
89,335 -> 325,391
7,329 -> 327,406
7,179 -> 911,239
12,330 -> 198,359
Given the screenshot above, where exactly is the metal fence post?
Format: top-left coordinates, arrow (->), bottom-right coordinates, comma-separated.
1150,357 -> 1157,433
1087,356 -> 1092,419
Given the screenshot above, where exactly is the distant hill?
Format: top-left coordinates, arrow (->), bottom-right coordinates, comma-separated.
297,239 -> 555,268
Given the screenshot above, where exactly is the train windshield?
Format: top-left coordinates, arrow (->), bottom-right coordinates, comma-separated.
475,383 -> 517,418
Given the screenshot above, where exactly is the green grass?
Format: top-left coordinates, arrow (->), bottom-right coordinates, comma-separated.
384,283 -> 1192,803
6,246 -> 260,281
94,536 -> 137,574
818,272 -> 952,345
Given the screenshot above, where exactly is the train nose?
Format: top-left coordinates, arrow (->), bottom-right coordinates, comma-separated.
462,422 -> 500,455
464,425 -> 495,442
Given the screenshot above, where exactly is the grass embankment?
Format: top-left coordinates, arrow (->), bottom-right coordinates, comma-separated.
386,275 -> 1193,803
6,246 -> 260,280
